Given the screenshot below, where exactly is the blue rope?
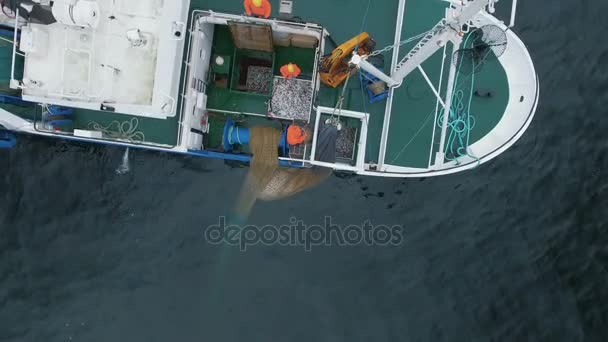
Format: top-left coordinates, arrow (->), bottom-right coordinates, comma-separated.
227,126 -> 234,145
437,32 -> 481,165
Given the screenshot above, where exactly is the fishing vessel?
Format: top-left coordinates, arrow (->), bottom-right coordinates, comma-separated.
0,0 -> 538,177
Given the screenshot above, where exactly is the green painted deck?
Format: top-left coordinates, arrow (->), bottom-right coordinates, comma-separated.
1,0 -> 510,168
195,0 -> 509,167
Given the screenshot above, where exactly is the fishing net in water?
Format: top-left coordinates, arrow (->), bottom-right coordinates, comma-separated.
233,125 -> 338,221
233,126 -> 281,220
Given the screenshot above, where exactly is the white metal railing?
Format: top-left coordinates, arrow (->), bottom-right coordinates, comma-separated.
375,0 -> 494,169
308,106 -> 369,172
509,0 -> 519,27
427,44 -> 448,168
9,8 -> 20,90
377,0 -> 407,168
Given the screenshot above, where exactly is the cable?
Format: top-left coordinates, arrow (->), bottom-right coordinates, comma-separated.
328,0 -> 371,127
368,30 -> 431,57
330,71 -> 351,126
390,109 -> 435,163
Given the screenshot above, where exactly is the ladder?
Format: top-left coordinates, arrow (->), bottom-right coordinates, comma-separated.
389,0 -> 491,84
392,19 -> 449,79
353,0 -> 491,87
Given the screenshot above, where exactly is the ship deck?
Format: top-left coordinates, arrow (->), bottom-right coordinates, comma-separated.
0,0 -> 510,168
196,0 -> 509,168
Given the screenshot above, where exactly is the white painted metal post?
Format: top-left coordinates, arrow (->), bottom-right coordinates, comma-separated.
427,44 -> 447,168
10,8 -> 19,89
449,0 -> 490,28
509,0 -> 518,27
417,66 -> 445,108
377,0 -> 407,168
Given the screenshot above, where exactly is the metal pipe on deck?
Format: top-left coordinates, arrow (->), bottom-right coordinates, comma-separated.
417,65 -> 445,107
354,55 -> 398,87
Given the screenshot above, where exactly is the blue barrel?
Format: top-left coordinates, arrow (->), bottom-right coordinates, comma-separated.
0,130 -> 16,149
0,95 -> 31,107
223,119 -> 288,153
228,124 -> 250,146
47,105 -> 74,116
44,106 -> 74,129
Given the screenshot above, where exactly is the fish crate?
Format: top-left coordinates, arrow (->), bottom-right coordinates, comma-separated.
230,49 -> 275,96
336,126 -> 358,163
268,76 -> 313,121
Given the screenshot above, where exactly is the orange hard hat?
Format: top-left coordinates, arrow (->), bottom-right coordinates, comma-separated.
252,0 -> 263,7
287,125 -> 307,145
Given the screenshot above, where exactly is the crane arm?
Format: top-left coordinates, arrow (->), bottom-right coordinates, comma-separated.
350,0 -> 492,87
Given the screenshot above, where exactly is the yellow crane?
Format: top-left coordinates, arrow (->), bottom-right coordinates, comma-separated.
319,33 -> 375,88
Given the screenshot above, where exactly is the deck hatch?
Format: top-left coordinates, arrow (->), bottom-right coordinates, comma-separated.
228,22 -> 273,52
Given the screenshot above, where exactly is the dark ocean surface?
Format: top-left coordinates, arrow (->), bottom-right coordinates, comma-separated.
1,0 -> 608,341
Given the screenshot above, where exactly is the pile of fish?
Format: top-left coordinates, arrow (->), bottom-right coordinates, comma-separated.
336,126 -> 356,160
270,77 -> 313,120
246,66 -> 272,93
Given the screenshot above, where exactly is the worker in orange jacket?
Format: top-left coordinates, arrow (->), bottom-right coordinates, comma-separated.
243,0 -> 272,19
280,63 -> 301,79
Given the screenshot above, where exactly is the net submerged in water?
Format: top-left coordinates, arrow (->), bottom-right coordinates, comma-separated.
233,126 -> 337,221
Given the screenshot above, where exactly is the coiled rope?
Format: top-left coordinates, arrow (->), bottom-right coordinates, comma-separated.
88,118 -> 145,142
436,33 -> 481,165
436,87 -> 477,163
